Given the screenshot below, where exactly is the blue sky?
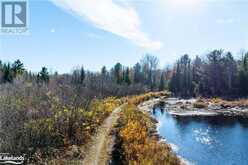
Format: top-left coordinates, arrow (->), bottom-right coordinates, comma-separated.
1,0 -> 248,73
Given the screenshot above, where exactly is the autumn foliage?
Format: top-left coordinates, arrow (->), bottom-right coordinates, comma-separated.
0,89 -> 174,163
114,99 -> 180,165
0,89 -> 122,162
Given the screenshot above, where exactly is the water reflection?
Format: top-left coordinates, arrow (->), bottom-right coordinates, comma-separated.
153,108 -> 248,165
173,115 -> 248,128
152,105 -> 164,115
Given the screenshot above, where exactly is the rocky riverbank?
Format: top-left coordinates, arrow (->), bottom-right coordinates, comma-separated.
159,98 -> 248,117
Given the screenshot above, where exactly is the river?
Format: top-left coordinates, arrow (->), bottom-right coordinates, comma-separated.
153,107 -> 248,165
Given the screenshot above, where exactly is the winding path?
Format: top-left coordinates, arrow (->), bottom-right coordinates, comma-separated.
82,106 -> 123,165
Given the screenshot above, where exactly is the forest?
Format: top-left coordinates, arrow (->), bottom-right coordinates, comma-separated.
169,50 -> 248,97
0,50 -> 248,164
1,49 -> 248,98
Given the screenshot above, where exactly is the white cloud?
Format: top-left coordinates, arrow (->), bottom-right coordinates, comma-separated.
50,0 -> 162,50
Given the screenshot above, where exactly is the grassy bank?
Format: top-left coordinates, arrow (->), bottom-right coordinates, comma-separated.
112,92 -> 181,165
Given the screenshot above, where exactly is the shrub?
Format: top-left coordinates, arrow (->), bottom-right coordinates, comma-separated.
0,80 -> 170,164
0,81 -> 122,162
24,118 -> 64,152
115,104 -> 180,165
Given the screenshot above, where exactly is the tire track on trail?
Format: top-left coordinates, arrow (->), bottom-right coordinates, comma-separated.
82,105 -> 123,165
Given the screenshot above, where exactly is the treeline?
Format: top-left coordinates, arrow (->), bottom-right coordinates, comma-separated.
1,50 -> 248,98
0,54 -> 166,97
0,60 -> 49,84
169,50 -> 248,98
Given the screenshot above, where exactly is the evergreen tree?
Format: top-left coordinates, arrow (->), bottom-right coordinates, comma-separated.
222,52 -> 237,94
100,66 -> 107,97
169,55 -> 193,97
80,66 -> 85,84
239,52 -> 248,95
114,63 -> 122,84
206,50 -> 223,96
124,68 -> 131,85
12,59 -> 25,77
37,67 -> 49,83
2,63 -> 13,83
0,60 -> 2,69
101,66 -> 107,76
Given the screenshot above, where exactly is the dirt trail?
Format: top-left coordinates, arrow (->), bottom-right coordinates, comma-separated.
82,106 -> 122,165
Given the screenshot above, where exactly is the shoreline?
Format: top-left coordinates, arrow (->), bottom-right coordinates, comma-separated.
138,97 -> 190,165
161,98 -> 248,117
138,96 -> 248,165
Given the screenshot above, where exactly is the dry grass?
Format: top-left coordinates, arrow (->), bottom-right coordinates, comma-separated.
193,99 -> 208,108
207,98 -> 248,108
126,91 -> 171,105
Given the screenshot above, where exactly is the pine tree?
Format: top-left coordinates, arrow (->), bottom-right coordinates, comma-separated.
124,68 -> 131,85
114,63 -> 122,84
101,66 -> 107,76
80,66 -> 85,84
2,63 -> 13,83
37,67 -> 49,83
12,59 -> 25,77
239,52 -> 248,96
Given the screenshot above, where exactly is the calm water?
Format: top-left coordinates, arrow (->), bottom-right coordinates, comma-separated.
153,109 -> 248,165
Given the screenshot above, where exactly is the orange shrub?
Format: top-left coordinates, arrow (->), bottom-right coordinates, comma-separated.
116,104 -> 180,165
